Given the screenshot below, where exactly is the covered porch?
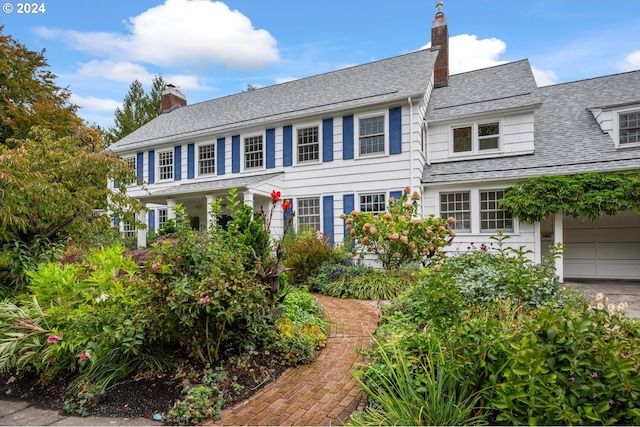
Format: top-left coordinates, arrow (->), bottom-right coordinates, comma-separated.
133,172 -> 284,247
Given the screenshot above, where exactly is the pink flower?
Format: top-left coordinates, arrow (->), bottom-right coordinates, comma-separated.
129,276 -> 137,283
80,352 -> 91,361
47,335 -> 61,344
591,372 -> 598,377
199,296 -> 212,304
152,262 -> 159,271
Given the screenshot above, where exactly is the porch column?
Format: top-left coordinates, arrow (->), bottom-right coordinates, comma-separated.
167,199 -> 176,220
554,210 -> 564,283
243,191 -> 254,207
206,195 -> 217,230
137,208 -> 148,248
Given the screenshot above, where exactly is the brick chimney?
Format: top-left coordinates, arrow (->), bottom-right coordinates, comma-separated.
431,1 -> 449,88
161,84 -> 187,113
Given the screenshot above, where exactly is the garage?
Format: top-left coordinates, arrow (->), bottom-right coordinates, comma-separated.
563,210 -> 640,280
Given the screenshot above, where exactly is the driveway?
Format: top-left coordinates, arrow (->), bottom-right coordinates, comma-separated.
565,280 -> 640,318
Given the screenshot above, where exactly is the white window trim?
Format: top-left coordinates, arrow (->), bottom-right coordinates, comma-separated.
296,196 -> 322,232
355,110 -> 388,158
196,142 -> 216,177
434,188 -> 519,235
449,120 -> 502,157
242,132 -> 265,171
614,106 -> 640,149
157,149 -> 174,182
122,155 -> 137,186
358,192 -> 387,215
294,122 -> 322,165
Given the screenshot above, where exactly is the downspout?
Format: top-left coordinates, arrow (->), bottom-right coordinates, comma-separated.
408,97 -> 415,189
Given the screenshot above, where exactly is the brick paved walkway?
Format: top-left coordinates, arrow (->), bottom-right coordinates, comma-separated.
213,294 -> 380,426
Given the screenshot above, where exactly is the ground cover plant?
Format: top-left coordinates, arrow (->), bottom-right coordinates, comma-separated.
0,189 -> 328,421
352,238 -> 640,426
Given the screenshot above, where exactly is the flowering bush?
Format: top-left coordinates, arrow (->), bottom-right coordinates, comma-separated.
283,229 -> 332,285
343,186 -> 455,269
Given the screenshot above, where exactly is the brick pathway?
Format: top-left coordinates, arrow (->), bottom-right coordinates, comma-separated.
212,294 -> 380,426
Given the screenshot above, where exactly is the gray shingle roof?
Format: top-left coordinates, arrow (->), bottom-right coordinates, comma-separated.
422,66 -> 640,184
110,49 -> 438,153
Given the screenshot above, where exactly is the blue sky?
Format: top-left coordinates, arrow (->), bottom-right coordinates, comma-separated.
2,0 -> 640,130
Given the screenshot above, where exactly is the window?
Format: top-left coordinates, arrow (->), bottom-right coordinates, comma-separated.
440,192 -> 471,232
158,209 -> 168,231
158,150 -> 173,181
619,111 -> 640,145
297,197 -> 321,231
480,190 -> 513,232
123,156 -> 137,184
360,193 -> 386,214
297,126 -> 319,162
359,115 -> 385,155
244,136 -> 263,169
122,222 -> 136,240
453,122 -> 500,153
198,144 -> 215,175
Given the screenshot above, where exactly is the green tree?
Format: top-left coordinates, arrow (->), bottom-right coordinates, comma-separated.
104,75 -> 166,146
0,26 -> 82,146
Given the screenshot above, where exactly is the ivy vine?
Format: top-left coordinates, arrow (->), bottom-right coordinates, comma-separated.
499,170 -> 640,223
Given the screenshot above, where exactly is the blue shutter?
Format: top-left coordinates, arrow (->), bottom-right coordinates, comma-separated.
389,106 -> 402,155
114,180 -> 119,188
187,144 -> 195,179
283,125 -> 293,166
322,118 -> 333,162
343,194 -> 354,239
323,195 -> 334,246
390,190 -> 402,202
114,215 -> 120,226
266,128 -> 276,169
174,145 -> 182,180
148,209 -> 155,234
148,150 -> 155,183
217,137 -> 226,175
136,152 -> 143,181
343,115 -> 354,160
232,135 -> 240,173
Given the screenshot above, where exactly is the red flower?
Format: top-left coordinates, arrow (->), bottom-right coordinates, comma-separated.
282,199 -> 292,211
271,190 -> 281,203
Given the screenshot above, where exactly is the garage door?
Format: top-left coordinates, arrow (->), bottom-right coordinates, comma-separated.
564,210 -> 640,280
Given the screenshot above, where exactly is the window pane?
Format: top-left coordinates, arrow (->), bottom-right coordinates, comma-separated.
297,126 -> 319,162
297,198 -> 321,231
620,112 -> 640,145
478,122 -> 499,136
199,144 -> 215,175
244,136 -> 263,169
359,116 -> 385,155
480,190 -> 513,232
360,193 -> 386,214
440,192 -> 471,231
453,127 -> 472,152
158,151 -> 173,180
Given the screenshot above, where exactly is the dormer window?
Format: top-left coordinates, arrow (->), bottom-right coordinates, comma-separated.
452,121 -> 500,154
619,111 -> 640,145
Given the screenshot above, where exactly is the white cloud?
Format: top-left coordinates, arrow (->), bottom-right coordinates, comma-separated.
532,67 -> 559,87
621,50 -> 640,72
422,34 -> 508,75
77,60 -> 203,90
275,76 -> 299,84
70,94 -> 121,113
35,0 -> 279,70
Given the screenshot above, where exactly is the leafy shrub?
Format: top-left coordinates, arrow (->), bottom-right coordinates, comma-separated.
168,385 -> 223,426
360,242 -> 640,426
309,262 -> 415,300
350,337 -> 488,426
273,290 -> 327,365
284,230 -> 332,284
0,245 -> 168,391
343,186 -> 455,269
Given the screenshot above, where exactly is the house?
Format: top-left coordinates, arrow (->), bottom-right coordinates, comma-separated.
109,2 -> 640,282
